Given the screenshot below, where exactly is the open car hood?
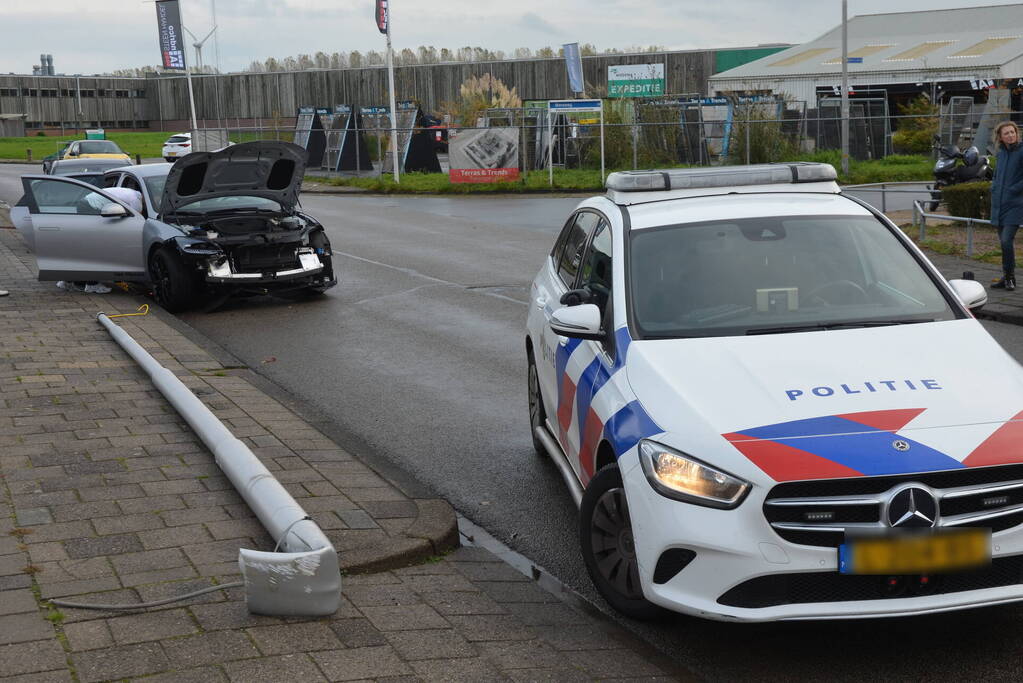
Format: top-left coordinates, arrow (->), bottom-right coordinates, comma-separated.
160,141 -> 306,213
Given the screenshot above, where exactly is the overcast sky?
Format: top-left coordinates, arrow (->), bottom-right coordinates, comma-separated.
3,0 -> 1021,75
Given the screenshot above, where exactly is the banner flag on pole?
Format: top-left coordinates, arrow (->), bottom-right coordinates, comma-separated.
155,0 -> 186,70
563,43 -> 584,94
376,0 -> 389,34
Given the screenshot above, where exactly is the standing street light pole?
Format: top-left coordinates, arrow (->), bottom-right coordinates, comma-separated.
381,2 -> 400,184
841,0 -> 850,176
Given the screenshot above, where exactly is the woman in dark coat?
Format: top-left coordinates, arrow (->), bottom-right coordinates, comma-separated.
991,121 -> 1023,290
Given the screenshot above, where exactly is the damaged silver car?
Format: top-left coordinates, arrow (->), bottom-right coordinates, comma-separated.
15,141 -> 336,312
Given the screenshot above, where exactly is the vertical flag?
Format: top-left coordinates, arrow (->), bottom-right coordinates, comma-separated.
376,0 -> 389,34
154,0 -> 186,70
563,42 -> 584,94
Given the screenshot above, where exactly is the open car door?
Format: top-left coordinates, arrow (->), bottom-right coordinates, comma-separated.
20,175 -> 147,282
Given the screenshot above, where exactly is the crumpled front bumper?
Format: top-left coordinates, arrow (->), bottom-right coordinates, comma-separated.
203,249 -> 328,285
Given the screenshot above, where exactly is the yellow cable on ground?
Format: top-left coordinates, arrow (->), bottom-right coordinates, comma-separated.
106,304 -> 149,318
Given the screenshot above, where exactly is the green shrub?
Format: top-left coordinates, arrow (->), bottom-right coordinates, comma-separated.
892,129 -> 933,155
941,181 -> 991,219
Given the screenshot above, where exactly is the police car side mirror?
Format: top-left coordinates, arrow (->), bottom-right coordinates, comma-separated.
560,288 -> 592,307
550,304 -> 604,341
949,279 -> 987,311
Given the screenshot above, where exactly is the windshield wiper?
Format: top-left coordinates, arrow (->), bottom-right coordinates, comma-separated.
746,319 -> 934,335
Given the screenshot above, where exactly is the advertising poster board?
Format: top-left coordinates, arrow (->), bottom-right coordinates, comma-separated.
607,64 -> 665,98
154,1 -> 186,71
380,102 -> 441,174
449,128 -> 520,183
325,105 -> 373,171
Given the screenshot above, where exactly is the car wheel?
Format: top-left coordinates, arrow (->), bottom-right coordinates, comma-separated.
527,349 -> 548,456
580,465 -> 664,620
150,248 -> 199,313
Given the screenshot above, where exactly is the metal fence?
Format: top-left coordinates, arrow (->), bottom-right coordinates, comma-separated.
209,107 -> 1021,178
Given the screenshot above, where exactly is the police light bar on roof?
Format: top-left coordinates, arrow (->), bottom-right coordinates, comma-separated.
605,163 -> 838,192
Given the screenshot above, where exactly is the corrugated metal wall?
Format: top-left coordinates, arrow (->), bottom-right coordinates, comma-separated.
152,51 -> 717,123
0,51 -> 720,130
0,75 -> 150,131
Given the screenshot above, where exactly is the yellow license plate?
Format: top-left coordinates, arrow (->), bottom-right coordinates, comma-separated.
839,529 -> 990,575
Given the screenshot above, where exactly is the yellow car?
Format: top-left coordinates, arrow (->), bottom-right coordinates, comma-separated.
63,139 -> 131,163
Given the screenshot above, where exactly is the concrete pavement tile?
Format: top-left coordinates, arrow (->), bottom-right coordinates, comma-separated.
477,640 -> 563,670
117,494 -> 186,514
396,573 -> 481,593
182,539 -> 251,566
38,576 -> 123,599
502,602 -> 592,627
77,483 -> 146,502
136,524 -> 212,550
328,618 -> 389,648
358,500 -> 419,519
109,547 -> 188,575
0,639 -> 70,676
62,620 -> 114,651
0,613 -> 55,645
223,653 -> 327,682
455,562 -> 532,582
0,588 -> 37,615
0,535 -> 22,555
409,656 -> 508,682
311,646 -> 414,681
563,649 -> 672,678
446,615 -> 539,642
105,608 -> 198,644
335,509 -> 378,530
50,501 -> 120,523
15,508 -> 53,526
92,514 -> 165,535
0,552 -> 28,577
361,604 -> 450,631
64,534 -> 143,559
140,479 -> 207,496
162,630 -> 261,667
247,622 -> 344,655
202,518 -> 266,541
0,574 -> 35,591
71,642 -> 171,682
384,629 -> 478,660
475,581 -> 561,604
27,542 -> 69,563
530,623 -> 632,651
21,520 -> 95,544
343,584 -> 425,608
159,507 -> 232,527
137,666 -> 228,683
190,601 -> 286,631
506,666 -> 592,682
133,578 -> 228,605
35,557 -> 114,583
119,564 -> 198,587
420,590 -> 509,616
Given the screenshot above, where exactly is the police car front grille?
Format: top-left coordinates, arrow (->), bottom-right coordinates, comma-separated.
717,554 -> 1023,609
763,465 -> 1023,548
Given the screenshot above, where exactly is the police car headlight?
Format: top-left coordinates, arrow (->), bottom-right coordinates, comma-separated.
639,440 -> 750,509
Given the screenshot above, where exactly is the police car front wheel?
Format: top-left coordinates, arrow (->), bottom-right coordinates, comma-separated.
527,349 -> 547,457
580,465 -> 664,620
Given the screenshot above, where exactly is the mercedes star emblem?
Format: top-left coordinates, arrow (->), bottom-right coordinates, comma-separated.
887,486 -> 938,528
892,440 -> 911,452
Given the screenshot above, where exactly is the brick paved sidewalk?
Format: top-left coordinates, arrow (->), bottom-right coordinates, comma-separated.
0,229 -> 686,681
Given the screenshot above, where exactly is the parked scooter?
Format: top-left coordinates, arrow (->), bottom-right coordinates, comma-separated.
928,134 -> 993,211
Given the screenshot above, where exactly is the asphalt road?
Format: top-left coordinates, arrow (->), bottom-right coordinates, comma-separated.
3,165 -> 1023,680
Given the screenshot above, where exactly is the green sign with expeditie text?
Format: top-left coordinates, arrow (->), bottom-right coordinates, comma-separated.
607,63 -> 665,98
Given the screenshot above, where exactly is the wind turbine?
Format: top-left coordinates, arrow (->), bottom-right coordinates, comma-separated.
183,24 -> 217,74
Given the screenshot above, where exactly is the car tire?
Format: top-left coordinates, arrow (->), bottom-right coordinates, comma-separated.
164,157 -> 174,162
527,348 -> 548,456
150,248 -> 199,313
580,465 -> 665,620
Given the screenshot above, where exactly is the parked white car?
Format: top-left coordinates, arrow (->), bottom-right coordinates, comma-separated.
161,133 -> 191,161
521,163 -> 1023,622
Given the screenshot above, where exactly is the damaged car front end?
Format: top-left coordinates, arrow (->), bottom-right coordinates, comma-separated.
151,141 -> 336,310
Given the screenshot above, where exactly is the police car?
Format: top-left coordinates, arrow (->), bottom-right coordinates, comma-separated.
524,163 -> 1023,621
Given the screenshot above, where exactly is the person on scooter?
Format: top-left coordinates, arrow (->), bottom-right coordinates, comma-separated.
991,121 -> 1023,291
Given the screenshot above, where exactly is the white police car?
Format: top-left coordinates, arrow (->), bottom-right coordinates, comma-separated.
524,163 -> 1023,621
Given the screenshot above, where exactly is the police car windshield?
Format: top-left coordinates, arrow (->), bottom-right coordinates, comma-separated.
628,214 -> 958,339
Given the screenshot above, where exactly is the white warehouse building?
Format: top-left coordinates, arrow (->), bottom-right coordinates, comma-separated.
709,4 -> 1023,131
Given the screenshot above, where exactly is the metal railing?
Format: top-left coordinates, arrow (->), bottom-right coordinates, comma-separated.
841,182 -> 933,213
912,199 -> 992,257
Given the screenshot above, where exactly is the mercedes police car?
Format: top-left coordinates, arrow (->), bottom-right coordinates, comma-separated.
524,163 -> 1023,622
